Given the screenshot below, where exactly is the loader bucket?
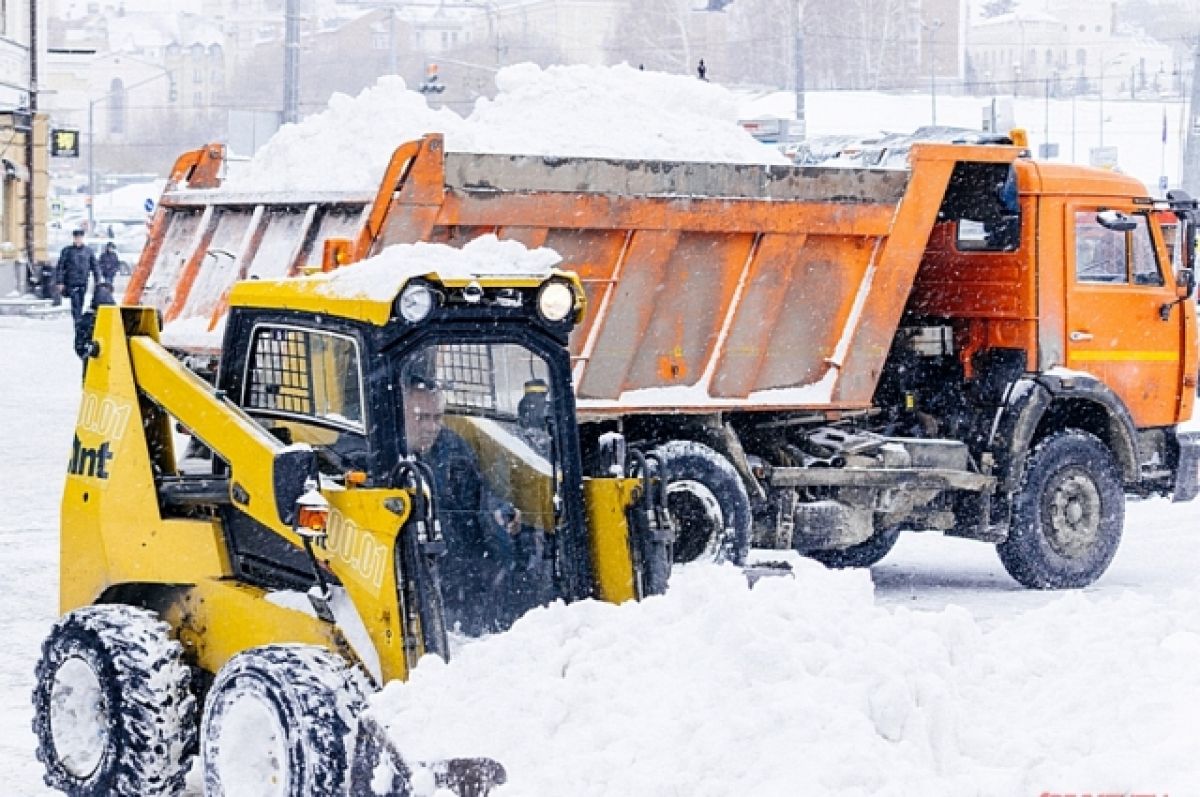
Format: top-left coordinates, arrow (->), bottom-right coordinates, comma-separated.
350,714 -> 507,796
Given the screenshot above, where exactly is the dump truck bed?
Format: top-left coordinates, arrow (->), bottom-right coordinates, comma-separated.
129,135 -> 1018,414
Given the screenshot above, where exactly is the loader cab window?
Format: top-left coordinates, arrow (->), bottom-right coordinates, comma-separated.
242,324 -> 370,474
1074,211 -> 1164,286
396,341 -> 559,636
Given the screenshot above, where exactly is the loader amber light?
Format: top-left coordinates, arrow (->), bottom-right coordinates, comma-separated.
297,505 -> 329,532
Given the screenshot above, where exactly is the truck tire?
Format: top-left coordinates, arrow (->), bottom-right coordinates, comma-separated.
997,430 -> 1124,589
32,605 -> 196,797
654,440 -> 751,565
807,527 -> 901,569
201,645 -> 369,797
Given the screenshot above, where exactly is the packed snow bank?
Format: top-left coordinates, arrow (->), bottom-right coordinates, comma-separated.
306,235 -> 562,301
226,63 -> 787,192
370,560 -> 1200,796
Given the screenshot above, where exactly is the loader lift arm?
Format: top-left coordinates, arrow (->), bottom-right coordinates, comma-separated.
119,307 -> 316,534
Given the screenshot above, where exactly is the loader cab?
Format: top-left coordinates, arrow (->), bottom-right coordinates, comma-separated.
217,270 -> 593,637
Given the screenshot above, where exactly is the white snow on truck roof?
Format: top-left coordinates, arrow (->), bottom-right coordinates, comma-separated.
304,234 -> 562,301
225,63 -> 788,193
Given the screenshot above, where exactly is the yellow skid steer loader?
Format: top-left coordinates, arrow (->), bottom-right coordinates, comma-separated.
33,261 -> 674,796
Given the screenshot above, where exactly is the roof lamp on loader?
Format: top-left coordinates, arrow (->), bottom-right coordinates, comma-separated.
35,269 -> 670,797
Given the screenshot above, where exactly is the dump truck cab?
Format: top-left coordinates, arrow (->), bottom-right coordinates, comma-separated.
39,247 -> 671,797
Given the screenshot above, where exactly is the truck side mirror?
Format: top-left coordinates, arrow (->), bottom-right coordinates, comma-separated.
1096,210 -> 1137,232
1177,267 -> 1196,298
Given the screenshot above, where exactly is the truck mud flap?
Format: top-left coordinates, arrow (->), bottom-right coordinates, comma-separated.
350,714 -> 507,796
1172,431 -> 1200,502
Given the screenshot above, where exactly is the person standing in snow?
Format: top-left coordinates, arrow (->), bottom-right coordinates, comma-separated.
55,229 -> 100,327
98,242 -> 122,284
697,59 -> 708,81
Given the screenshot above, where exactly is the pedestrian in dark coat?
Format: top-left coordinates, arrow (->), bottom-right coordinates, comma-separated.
98,242 -> 121,284
75,283 -> 116,376
55,229 -> 100,326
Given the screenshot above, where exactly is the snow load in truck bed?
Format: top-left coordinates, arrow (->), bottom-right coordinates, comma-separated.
224,63 -> 788,193
304,235 -> 562,301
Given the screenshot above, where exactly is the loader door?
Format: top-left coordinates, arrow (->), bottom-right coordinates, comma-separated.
1065,208 -> 1185,426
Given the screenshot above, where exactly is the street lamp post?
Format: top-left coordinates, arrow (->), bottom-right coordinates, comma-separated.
1098,52 -> 1129,149
87,70 -> 173,232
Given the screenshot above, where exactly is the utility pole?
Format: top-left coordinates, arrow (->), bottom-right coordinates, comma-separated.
25,0 -> 39,291
283,0 -> 300,124
924,18 -> 942,127
1184,40 -> 1200,195
793,2 -> 806,139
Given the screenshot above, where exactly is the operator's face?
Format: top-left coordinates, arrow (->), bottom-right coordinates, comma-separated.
404,388 -> 445,455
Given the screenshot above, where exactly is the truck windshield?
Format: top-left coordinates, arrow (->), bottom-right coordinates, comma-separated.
397,341 -> 560,636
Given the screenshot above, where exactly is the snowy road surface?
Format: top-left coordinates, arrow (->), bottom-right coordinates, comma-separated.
1,317 -> 1197,796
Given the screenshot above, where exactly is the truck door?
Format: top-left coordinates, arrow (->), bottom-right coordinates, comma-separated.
1065,207 -> 1185,427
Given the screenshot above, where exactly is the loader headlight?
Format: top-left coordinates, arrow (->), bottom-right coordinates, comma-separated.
398,283 -> 435,323
537,280 -> 575,323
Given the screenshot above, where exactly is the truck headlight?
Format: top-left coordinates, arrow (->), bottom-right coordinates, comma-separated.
398,283 -> 434,323
537,280 -> 575,322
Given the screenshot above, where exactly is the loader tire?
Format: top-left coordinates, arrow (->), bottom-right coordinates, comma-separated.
201,644 -> 369,797
807,527 -> 901,569
997,430 -> 1124,589
32,605 -> 196,797
654,440 -> 751,565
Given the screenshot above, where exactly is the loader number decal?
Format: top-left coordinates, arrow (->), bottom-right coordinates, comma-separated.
68,393 -> 132,480
325,509 -> 388,588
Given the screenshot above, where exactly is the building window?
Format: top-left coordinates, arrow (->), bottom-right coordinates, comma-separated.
194,91 -> 203,105
194,68 -> 203,83
108,78 -> 126,135
373,32 -> 388,49
1076,49 -> 1087,67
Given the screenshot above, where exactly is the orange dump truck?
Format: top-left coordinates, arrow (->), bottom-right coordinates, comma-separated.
129,131 -> 1200,588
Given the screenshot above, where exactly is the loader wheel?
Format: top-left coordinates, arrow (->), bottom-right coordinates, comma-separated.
997,430 -> 1124,589
31,605 -> 196,797
807,527 -> 901,569
654,440 -> 751,565
201,645 -> 369,797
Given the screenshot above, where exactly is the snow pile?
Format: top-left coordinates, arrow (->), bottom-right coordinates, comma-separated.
456,63 -> 782,164
306,235 -> 561,301
225,63 -> 787,192
227,76 -> 467,192
371,560 -> 1200,796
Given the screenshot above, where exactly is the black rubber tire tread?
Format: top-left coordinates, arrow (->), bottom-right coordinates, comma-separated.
201,644 -> 370,797
653,440 -> 752,565
32,604 -> 196,797
807,527 -> 901,569
997,429 -> 1125,589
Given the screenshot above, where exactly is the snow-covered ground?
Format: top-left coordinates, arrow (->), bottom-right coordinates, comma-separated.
3,318 -> 1198,796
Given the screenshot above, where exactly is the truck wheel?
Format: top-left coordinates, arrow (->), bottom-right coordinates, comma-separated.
807,527 -> 901,569
32,605 -> 196,797
997,430 -> 1124,589
201,645 -> 369,797
654,440 -> 751,565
